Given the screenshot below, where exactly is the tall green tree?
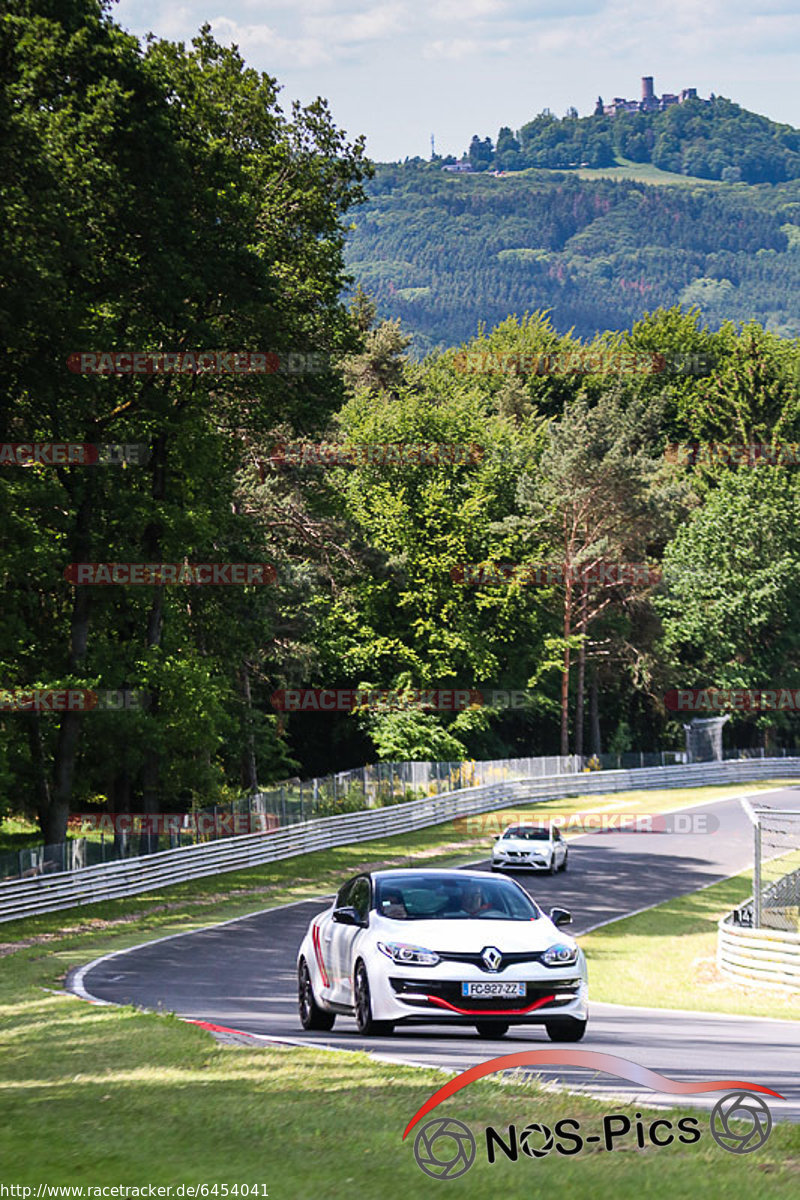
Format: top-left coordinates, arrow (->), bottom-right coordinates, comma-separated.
0,1 -> 369,839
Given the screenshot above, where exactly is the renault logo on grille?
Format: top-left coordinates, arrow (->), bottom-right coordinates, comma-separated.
481,946 -> 502,972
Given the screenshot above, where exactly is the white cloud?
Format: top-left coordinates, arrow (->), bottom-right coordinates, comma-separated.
305,6 -> 408,43
430,0 -> 509,20
423,35 -> 515,59
209,18 -> 333,68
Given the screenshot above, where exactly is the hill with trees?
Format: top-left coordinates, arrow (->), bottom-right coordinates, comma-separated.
463,96 -> 800,184
345,162 -> 800,352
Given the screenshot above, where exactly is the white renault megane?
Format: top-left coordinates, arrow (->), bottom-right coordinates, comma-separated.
297,868 -> 588,1040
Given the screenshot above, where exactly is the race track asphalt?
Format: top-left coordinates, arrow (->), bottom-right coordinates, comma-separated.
69,787 -> 800,1120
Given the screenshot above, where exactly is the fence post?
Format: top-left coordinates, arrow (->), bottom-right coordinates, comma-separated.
280,786 -> 286,824
299,782 -> 305,822
753,817 -> 762,929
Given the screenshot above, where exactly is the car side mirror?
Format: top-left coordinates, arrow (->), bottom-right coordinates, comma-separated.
333,905 -> 366,927
550,907 -> 572,927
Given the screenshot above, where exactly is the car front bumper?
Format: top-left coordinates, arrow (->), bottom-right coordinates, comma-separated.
492,853 -> 553,871
368,960 -> 588,1024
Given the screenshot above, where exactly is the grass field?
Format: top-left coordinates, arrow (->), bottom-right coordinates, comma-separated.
498,159 -> 723,187
568,157 -> 727,187
583,870 -> 800,1019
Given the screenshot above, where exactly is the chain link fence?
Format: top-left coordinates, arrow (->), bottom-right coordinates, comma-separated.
755,808 -> 800,931
730,800 -> 800,931
3,746 -> 797,883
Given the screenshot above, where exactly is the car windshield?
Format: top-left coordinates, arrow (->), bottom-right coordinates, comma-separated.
374,873 -> 542,921
503,827 -> 550,840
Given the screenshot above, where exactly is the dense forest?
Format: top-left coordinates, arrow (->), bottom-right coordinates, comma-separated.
2,1 -> 800,842
345,164 -> 800,352
461,96 -> 800,184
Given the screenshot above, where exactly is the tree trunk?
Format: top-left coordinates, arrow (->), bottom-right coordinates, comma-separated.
590,666 -> 601,756
238,662 -> 259,791
27,713 -> 52,833
560,567 -> 572,757
112,769 -> 132,859
43,485 -> 94,844
139,432 -> 167,855
574,581 -> 588,759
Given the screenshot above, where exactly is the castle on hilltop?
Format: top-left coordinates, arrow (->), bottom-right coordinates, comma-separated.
597,77 -> 709,117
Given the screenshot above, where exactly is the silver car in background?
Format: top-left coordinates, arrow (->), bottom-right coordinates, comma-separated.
491,824 -> 568,874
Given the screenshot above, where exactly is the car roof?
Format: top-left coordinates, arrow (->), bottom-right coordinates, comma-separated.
503,823 -> 550,832
371,867 -> 499,882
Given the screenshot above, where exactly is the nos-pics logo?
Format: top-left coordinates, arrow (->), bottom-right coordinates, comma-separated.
405,1052 -> 782,1179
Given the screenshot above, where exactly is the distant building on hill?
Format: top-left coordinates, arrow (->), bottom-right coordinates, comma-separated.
597,77 -> 708,116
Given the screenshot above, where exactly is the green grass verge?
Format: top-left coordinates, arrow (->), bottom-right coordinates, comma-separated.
582,869 -> 800,1020
0,816 -> 52,854
1,923 -> 799,1194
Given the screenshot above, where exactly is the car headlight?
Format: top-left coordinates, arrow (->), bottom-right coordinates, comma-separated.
543,942 -> 578,967
377,941 -> 440,966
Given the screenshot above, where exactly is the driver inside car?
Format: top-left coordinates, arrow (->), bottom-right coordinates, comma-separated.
380,889 -> 408,919
460,884 -> 493,916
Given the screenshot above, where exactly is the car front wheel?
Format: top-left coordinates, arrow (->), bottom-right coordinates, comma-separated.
298,958 -> 335,1031
353,961 -> 394,1037
559,851 -> 568,872
545,1017 -> 586,1042
475,1020 -> 509,1038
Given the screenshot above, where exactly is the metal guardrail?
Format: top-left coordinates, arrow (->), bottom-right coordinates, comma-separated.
2,756 -> 799,926
718,917 -> 800,991
5,747 -> 794,881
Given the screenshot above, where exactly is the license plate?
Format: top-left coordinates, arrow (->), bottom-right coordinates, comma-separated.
461,981 -> 526,998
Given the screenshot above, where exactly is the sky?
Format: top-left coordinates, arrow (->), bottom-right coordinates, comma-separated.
114,0 -> 800,162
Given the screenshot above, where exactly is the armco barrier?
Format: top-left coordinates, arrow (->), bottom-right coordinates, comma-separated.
717,918 -> 800,991
1,757 -> 799,925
